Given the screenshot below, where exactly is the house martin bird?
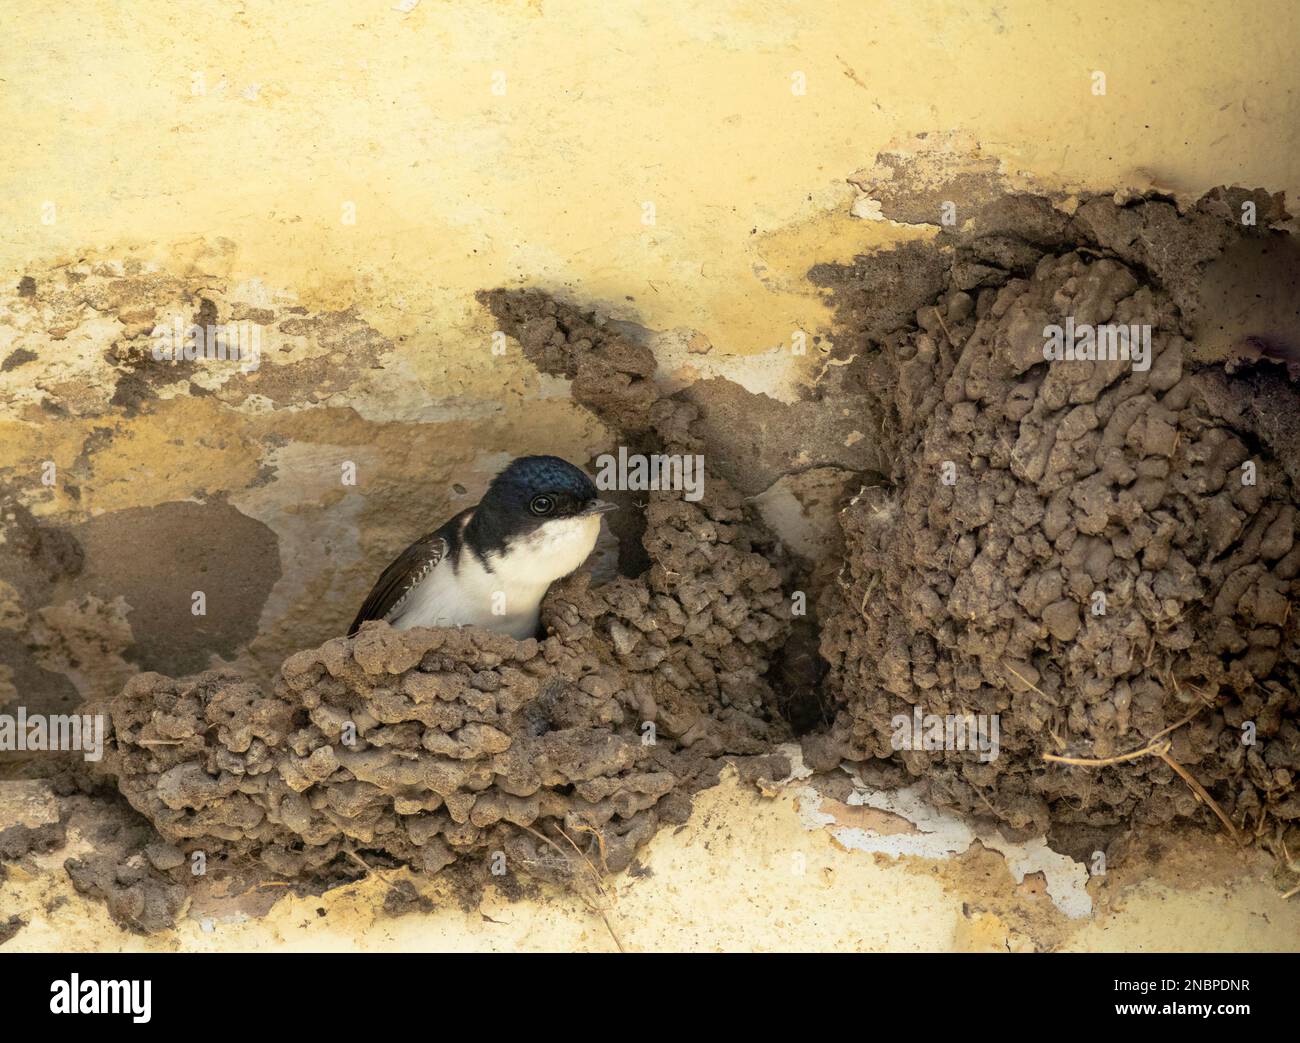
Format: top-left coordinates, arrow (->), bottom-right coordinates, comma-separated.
349,455 -> 616,640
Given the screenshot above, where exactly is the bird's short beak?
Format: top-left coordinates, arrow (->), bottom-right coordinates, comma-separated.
584,499 -> 618,515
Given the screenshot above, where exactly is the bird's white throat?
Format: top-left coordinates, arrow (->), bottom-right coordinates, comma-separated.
494,513 -> 604,590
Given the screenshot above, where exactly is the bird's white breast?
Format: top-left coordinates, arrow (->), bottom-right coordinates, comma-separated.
389,513 -> 601,640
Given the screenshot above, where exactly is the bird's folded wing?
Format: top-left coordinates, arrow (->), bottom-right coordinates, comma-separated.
348,532 -> 450,635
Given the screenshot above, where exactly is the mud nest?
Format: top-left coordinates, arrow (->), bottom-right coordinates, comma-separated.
815,191 -> 1300,845
87,189 -> 1300,891
90,293 -> 795,884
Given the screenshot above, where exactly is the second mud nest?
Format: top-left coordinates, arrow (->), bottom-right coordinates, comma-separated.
815,191 -> 1300,847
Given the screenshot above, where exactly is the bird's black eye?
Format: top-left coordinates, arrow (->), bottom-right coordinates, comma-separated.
529,494 -> 554,516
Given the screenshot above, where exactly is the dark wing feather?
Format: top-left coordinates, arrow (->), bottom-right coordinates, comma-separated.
348,529 -> 451,635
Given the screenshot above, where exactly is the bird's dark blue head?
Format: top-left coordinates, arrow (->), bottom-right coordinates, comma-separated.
469,455 -> 614,554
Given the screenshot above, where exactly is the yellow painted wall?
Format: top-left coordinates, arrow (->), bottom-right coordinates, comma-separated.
4,0 -> 1297,348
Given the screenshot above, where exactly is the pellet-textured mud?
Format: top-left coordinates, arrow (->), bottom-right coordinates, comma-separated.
91,300 -> 794,886
812,190 -> 1300,844
84,187 -> 1300,909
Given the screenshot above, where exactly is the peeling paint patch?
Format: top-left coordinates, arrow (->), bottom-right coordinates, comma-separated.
794,770 -> 1093,919
0,260 -> 400,421
849,132 -> 1012,229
